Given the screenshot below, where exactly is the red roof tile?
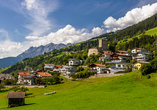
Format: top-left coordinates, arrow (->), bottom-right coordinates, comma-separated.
116,53 -> 131,57
55,65 -> 62,68
89,63 -> 106,67
37,72 -> 52,77
102,51 -> 113,55
18,72 -> 30,76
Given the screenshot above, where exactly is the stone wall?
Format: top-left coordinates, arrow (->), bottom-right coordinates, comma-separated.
5,85 -> 45,88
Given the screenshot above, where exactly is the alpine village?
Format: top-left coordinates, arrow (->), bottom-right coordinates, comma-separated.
2,7 -> 157,110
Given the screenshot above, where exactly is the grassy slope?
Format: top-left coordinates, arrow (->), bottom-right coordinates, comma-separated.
116,26 -> 157,49
0,67 -> 10,73
1,71 -> 157,110
145,27 -> 157,35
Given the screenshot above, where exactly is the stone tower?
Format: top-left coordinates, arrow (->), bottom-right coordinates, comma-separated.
98,38 -> 108,52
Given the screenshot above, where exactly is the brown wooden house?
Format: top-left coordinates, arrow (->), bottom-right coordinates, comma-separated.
7,92 -> 25,107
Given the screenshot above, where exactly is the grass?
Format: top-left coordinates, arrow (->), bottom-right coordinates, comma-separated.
145,27 -> 157,35
0,67 -> 10,73
1,71 -> 157,109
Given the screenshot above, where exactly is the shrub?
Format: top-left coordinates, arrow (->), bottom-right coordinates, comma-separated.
150,58 -> 157,71
20,87 -> 29,92
140,63 -> 152,76
0,84 -> 5,92
52,74 -> 61,84
147,74 -> 151,79
49,72 -> 61,76
77,67 -> 84,72
10,86 -> 20,92
70,71 -> 96,79
2,79 -> 17,85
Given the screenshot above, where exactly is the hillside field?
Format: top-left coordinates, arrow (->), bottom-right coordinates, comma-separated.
145,26 -> 157,35
1,71 -> 157,110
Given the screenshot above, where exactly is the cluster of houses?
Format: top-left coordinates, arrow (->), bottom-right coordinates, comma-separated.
0,38 -> 152,86
17,70 -> 52,85
88,38 -> 151,71
0,74 -> 14,84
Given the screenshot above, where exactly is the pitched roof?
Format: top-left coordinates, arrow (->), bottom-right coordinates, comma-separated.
89,63 -> 106,67
37,72 -> 52,77
7,92 -> 25,98
102,51 -> 113,55
132,47 -> 146,50
18,72 -> 30,76
116,53 -> 131,57
44,64 -> 55,66
116,50 -> 128,53
55,65 -> 62,68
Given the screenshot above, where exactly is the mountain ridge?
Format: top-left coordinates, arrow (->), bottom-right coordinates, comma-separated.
0,43 -> 72,68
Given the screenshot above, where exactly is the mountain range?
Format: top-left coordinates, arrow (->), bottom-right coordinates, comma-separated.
0,43 -> 72,68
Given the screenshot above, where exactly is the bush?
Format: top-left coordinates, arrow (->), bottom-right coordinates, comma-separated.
70,71 -> 96,79
2,79 -> 17,85
140,63 -> 152,76
147,74 -> 151,79
49,72 -> 61,76
20,87 -> 29,92
77,67 -> 84,72
150,58 -> 157,71
10,86 -> 20,92
0,84 -> 5,91
52,74 -> 61,84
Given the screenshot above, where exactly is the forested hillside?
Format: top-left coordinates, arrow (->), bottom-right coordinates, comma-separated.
2,13 -> 157,74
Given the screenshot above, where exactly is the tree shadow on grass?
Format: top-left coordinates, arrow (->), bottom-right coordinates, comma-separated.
26,93 -> 33,96
24,103 -> 36,106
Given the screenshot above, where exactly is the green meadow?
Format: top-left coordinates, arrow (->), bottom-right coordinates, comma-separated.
1,71 -> 157,110
145,26 -> 157,35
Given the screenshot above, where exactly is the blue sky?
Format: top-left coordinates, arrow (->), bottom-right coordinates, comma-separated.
0,0 -> 157,58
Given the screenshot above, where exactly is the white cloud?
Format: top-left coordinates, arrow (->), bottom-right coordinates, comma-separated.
21,0 -> 59,36
0,25 -> 104,58
26,24 -> 105,46
0,29 -> 9,41
103,2 -> 157,32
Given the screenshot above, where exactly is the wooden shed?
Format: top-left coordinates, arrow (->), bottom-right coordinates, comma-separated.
7,92 -> 25,107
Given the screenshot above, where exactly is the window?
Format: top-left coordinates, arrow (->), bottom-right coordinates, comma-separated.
118,65 -> 121,67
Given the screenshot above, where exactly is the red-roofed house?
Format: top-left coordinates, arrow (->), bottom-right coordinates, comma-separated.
36,72 -> 52,79
53,65 -> 62,73
89,63 -> 110,74
17,72 -> 30,84
110,53 -> 132,62
99,51 -> 113,61
23,75 -> 36,85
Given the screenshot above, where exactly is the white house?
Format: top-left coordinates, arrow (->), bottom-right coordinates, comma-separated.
110,53 -> 132,62
61,66 -> 77,75
53,65 -> 62,73
116,50 -> 131,55
17,72 -> 30,84
99,51 -> 113,61
131,48 -> 148,53
115,63 -> 130,70
132,52 -> 150,61
44,64 -> 55,70
23,76 -> 35,85
69,58 -> 80,66
89,63 -> 110,74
